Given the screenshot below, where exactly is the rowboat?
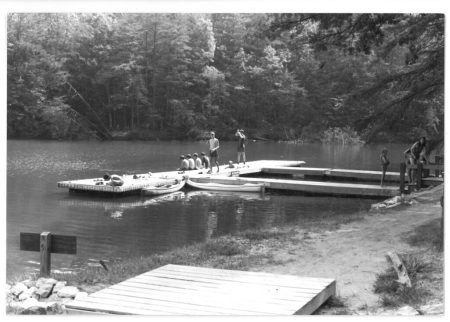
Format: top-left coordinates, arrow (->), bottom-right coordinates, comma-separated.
141,179 -> 186,196
186,178 -> 264,192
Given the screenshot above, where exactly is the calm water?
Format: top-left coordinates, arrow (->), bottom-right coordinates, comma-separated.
7,140 -> 408,276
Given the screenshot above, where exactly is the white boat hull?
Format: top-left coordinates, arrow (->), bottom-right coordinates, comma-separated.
186,178 -> 263,192
141,180 -> 186,196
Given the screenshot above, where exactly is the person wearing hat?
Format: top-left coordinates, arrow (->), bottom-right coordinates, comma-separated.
200,152 -> 210,172
235,129 -> 246,165
186,154 -> 195,170
177,155 -> 189,171
193,153 -> 202,170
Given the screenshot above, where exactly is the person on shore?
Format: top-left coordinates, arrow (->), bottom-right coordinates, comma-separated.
404,137 -> 427,184
193,153 -> 202,170
380,148 -> 390,187
236,129 -> 246,165
201,152 -> 210,173
186,154 -> 195,170
209,132 -> 220,173
177,155 -> 189,171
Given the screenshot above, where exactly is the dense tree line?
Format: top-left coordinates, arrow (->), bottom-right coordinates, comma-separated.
7,13 -> 444,150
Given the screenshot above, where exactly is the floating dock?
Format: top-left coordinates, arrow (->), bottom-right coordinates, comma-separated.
65,264 -> 336,315
57,160 -> 305,196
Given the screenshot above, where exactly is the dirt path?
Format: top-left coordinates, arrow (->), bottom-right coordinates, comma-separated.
251,184 -> 444,313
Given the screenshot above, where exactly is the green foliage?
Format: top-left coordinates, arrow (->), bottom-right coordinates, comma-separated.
7,13 -> 444,146
321,126 -> 365,145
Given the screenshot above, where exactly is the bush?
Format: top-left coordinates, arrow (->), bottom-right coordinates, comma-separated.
321,126 -> 365,145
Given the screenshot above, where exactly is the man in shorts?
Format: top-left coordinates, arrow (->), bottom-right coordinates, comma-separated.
209,132 -> 220,173
235,129 -> 246,165
404,137 -> 427,184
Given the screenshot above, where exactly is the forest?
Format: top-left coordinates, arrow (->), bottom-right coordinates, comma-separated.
7,13 -> 444,150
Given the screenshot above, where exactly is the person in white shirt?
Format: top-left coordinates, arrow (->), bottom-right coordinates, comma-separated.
177,155 -> 189,171
209,132 -> 220,173
193,153 -> 202,170
186,154 -> 195,170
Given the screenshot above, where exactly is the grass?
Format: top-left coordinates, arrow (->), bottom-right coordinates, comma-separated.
372,218 -> 444,310
7,227 -> 300,289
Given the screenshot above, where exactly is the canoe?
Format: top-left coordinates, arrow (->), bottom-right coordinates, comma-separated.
186,178 -> 264,192
141,179 -> 186,196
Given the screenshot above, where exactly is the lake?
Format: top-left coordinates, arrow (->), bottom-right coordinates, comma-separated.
7,139 -> 409,277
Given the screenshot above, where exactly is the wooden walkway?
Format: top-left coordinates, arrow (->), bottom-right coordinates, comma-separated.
188,176 -> 400,197
263,166 -> 402,182
65,264 -> 335,315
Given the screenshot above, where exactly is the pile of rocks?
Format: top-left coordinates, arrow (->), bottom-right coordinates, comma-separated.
6,278 -> 87,315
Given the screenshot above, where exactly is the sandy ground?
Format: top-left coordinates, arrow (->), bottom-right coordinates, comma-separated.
252,184 -> 444,313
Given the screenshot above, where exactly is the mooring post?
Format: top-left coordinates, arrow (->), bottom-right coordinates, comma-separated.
261,185 -> 265,196
399,163 -> 406,194
40,232 -> 52,277
417,162 -> 422,190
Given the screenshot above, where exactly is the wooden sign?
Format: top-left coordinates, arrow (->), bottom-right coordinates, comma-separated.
20,232 -> 77,277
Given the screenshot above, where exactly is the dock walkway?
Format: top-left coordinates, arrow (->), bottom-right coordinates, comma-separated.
65,264 -> 335,315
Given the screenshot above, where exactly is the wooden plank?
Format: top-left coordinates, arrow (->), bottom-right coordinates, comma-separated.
112,281 -> 315,303
121,277 -> 318,299
40,232 -> 51,277
93,287 -> 299,315
262,167 -> 401,181
161,264 -> 335,283
143,271 -> 327,291
151,266 -> 331,289
295,281 -> 336,315
20,233 -> 77,255
66,299 -> 177,315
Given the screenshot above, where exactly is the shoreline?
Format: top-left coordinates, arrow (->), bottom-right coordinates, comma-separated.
7,184 -> 444,315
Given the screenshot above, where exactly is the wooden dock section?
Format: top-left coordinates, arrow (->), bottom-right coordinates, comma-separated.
263,167 -> 402,182
188,176 -> 400,197
65,264 -> 335,315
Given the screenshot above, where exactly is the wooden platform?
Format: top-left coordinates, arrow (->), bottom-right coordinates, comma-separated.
57,160 -> 305,195
188,176 -> 400,197
65,264 -> 335,315
263,167 -> 402,182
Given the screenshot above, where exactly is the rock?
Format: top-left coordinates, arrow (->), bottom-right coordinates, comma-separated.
53,281 -> 67,293
419,303 -> 444,315
57,286 -> 79,298
22,297 -> 40,310
74,292 -> 88,301
46,302 -> 65,314
21,279 -> 37,288
21,306 -> 47,315
45,278 -> 58,285
41,293 -> 61,302
18,286 -> 37,301
395,306 -> 420,315
11,283 -> 28,296
6,284 -> 11,295
35,278 -> 47,288
36,283 -> 54,298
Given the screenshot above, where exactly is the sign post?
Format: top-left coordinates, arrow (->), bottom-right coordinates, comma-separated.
20,232 -> 77,277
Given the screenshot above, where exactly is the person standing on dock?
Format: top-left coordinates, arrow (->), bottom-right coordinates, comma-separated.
404,137 -> 427,184
186,154 -> 195,170
236,129 -> 246,165
201,152 -> 210,172
380,148 -> 389,187
209,132 -> 220,173
177,155 -> 189,171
